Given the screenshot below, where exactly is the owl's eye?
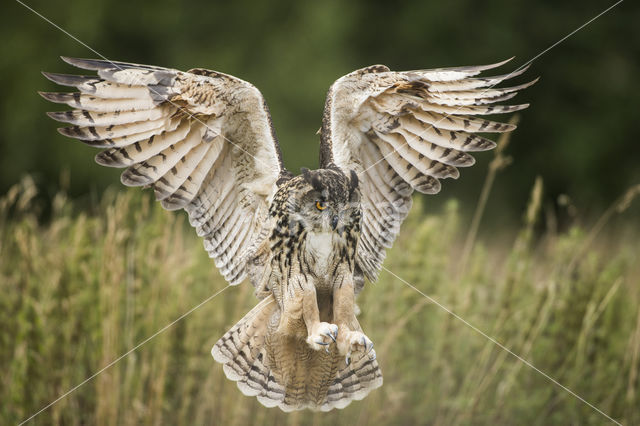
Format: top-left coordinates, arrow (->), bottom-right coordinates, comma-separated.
315,200 -> 327,211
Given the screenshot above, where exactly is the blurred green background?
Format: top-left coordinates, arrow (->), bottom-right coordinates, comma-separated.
1,0 -> 639,226
3,1 -> 640,425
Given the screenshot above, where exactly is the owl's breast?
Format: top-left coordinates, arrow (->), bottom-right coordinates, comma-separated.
306,231 -> 335,268
305,231 -> 344,284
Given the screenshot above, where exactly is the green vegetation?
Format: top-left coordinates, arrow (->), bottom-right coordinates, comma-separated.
2,172 -> 639,425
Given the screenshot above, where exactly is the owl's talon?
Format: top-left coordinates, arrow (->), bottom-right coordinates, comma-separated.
337,330 -> 374,359
346,353 -> 351,366
306,322 -> 339,351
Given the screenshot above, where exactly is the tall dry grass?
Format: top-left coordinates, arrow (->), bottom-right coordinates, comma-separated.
1,172 -> 639,425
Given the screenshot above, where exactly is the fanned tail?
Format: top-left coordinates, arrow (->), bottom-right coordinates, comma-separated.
212,296 -> 382,411
211,295 -> 286,403
321,349 -> 383,411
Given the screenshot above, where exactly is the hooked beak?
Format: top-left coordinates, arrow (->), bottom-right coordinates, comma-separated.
331,215 -> 339,230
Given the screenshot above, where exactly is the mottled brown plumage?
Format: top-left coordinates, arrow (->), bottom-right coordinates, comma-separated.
41,56 -> 534,411
214,168 -> 379,410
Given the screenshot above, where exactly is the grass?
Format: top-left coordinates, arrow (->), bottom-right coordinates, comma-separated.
1,171 -> 639,425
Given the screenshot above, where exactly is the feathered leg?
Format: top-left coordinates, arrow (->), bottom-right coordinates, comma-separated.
275,282 -> 338,351
333,275 -> 375,364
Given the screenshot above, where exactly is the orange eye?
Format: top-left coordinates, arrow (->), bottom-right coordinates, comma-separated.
315,201 -> 327,211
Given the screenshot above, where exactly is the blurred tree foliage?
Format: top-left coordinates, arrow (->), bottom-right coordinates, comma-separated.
1,0 -> 638,226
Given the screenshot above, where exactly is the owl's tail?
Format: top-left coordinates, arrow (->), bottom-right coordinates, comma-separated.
212,295 -> 382,411
211,295 -> 284,404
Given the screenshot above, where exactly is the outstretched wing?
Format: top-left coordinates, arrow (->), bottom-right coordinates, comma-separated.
320,59 -> 536,281
41,57 -> 288,285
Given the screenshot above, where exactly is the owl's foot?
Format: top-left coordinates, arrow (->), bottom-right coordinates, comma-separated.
338,330 -> 375,365
306,322 -> 338,351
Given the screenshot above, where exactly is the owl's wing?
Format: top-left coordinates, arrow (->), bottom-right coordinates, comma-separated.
41,57 -> 288,285
319,59 -> 535,281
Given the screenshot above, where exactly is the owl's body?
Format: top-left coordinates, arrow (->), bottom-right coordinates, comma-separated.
212,168 -> 381,410
42,56 -> 534,411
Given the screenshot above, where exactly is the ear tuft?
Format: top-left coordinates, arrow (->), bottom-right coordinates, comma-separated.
301,167 -> 311,184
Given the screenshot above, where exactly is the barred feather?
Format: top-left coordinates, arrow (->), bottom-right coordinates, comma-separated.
397,115 -> 496,152
42,57 -> 284,286
153,141 -> 210,200
408,57 -> 516,80
39,91 -> 158,112
427,78 -> 538,100
418,101 -> 530,116
42,72 -> 154,99
411,109 -> 515,133
212,296 -> 286,403
322,353 -> 383,411
95,121 -> 191,168
374,129 -> 475,168
425,64 -> 531,91
160,137 -> 225,210
58,116 -> 177,142
120,128 -> 203,186
47,106 -> 169,127
373,137 -> 442,194
320,58 -> 535,281
213,295 -> 383,412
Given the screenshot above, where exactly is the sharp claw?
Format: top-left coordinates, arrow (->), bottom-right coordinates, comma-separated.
370,350 -> 377,361
321,325 -> 338,343
346,353 -> 351,366
315,340 -> 329,346
325,346 -> 330,354
327,325 -> 338,341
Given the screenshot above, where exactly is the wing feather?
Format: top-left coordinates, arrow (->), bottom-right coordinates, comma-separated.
188,156 -> 237,231
153,141 -> 211,201
373,136 -> 442,195
39,91 -> 158,113
161,138 -> 222,210
320,59 -> 534,280
43,57 -> 287,285
199,187 -> 241,238
95,120 -> 192,168
42,72 -> 154,99
57,116 -> 177,142
410,110 -> 515,134
425,64 -> 531,91
47,106 -> 169,127
120,125 -> 204,186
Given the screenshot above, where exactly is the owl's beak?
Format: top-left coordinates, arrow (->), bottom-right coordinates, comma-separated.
331,215 -> 339,230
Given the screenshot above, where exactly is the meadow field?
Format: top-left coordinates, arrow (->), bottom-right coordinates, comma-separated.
2,171 -> 639,425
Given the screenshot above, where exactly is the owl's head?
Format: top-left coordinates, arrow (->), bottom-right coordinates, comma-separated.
286,167 -> 360,234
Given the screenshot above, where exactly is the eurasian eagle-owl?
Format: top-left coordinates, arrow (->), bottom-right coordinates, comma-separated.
41,57 -> 534,411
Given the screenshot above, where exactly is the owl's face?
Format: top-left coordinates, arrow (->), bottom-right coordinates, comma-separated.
286,168 -> 361,235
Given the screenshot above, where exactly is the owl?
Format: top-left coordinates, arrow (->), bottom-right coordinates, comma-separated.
41,57 -> 534,411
